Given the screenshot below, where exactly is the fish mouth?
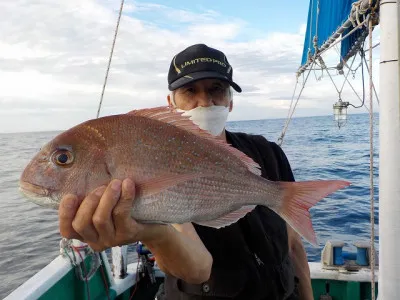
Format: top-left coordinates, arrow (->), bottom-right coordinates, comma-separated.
19,180 -> 49,197
19,181 -> 59,209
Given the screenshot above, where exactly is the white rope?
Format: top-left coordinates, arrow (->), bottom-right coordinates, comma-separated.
318,16 -> 369,58
277,61 -> 316,146
332,43 -> 371,112
308,0 -> 315,58
355,2 -> 363,26
338,53 -> 369,111
365,42 -> 380,52
280,5 -> 377,294
293,15 -> 372,116
313,0 -> 320,52
337,54 -> 370,112
339,53 -> 358,93
343,74 -> 370,112
280,79 -> 299,141
317,56 -> 341,94
335,44 -> 353,71
96,0 -> 125,119
368,2 -> 376,298
300,16 -> 369,74
297,0 -> 372,77
362,55 -> 380,105
350,2 -> 359,27
314,52 -> 369,113
313,58 -> 324,81
60,239 -> 101,281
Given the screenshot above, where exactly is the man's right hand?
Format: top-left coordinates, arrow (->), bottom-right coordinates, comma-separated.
58,177 -> 213,283
58,178 -> 164,252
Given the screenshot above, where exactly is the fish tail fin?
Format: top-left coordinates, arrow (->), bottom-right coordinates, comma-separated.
278,180 -> 350,246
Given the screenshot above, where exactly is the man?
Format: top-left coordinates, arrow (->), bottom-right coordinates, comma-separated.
59,44 -> 313,300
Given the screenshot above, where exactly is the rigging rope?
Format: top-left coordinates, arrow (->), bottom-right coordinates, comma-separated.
368,2 -> 376,298
343,65 -> 370,112
308,0 -> 315,60
317,56 -> 341,94
337,53 -> 370,112
365,42 -> 380,52
314,0 -> 320,53
281,11 -> 376,147
96,0 -> 125,119
335,44 -> 354,71
281,79 -> 299,140
297,16 -> 370,79
332,41 -> 375,111
89,1 -> 378,297
60,239 -> 109,300
279,11 -> 378,294
362,54 -> 380,104
60,2 -> 127,298
298,1 -> 371,78
340,48 -> 369,111
339,54 -> 358,94
318,16 -> 369,58
278,51 -> 369,145
277,61 -> 316,146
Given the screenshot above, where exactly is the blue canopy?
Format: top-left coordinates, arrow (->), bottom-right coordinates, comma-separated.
300,0 -> 367,67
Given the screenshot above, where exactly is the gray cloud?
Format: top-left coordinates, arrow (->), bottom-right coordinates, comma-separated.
0,0 -> 380,133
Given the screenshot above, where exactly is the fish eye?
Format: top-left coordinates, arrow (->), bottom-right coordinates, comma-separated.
52,149 -> 74,166
58,153 -> 68,164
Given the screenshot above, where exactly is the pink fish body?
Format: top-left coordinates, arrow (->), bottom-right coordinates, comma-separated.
19,106 -> 350,245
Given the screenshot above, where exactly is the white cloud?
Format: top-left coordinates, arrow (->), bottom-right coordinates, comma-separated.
0,0 -> 380,133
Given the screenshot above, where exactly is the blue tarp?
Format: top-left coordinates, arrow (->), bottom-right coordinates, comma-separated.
301,0 -> 367,66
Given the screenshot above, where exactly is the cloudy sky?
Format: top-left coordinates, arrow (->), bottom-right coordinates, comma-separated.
0,0 -> 380,133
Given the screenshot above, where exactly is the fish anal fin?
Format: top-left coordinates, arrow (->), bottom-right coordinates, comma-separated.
194,205 -> 256,228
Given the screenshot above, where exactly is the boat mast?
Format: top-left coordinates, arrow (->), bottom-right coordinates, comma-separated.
379,0 -> 400,298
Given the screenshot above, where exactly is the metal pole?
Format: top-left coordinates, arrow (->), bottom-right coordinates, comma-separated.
379,0 -> 400,298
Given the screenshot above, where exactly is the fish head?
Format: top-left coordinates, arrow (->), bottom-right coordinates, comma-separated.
19,123 -> 112,209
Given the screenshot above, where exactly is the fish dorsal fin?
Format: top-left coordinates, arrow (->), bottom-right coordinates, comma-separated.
127,106 -> 261,175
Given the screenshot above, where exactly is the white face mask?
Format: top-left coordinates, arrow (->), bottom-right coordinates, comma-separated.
176,105 -> 230,136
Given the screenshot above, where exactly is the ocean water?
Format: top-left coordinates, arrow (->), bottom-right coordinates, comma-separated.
0,113 -> 379,298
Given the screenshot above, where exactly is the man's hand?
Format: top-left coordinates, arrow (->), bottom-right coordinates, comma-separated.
58,178 -> 159,252
287,224 -> 314,300
58,177 -> 212,283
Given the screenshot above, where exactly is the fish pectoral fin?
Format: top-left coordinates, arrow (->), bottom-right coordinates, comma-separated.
136,173 -> 201,198
194,205 -> 256,228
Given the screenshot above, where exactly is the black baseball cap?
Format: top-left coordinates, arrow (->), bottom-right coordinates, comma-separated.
168,44 -> 242,93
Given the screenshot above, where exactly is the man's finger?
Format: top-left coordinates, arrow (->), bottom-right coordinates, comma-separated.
59,194 -> 83,240
92,179 -> 122,244
113,178 -> 135,222
113,178 -> 141,242
72,186 -> 106,242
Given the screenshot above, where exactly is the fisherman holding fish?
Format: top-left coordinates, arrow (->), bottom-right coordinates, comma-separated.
20,44 -> 349,299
